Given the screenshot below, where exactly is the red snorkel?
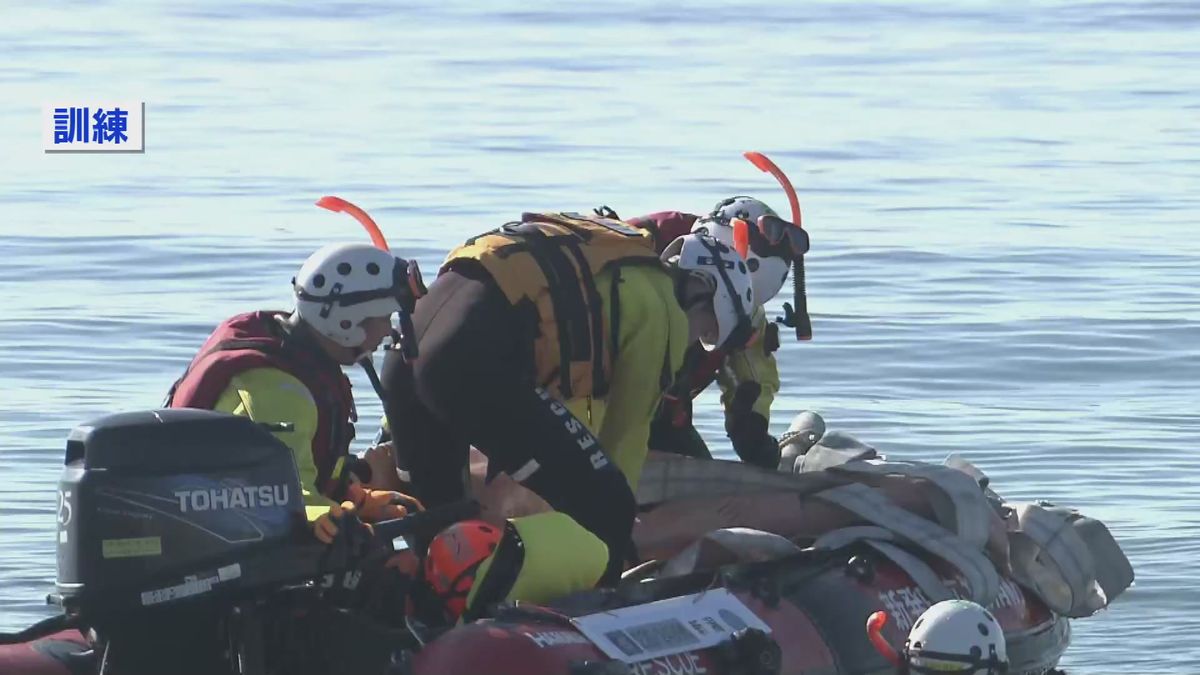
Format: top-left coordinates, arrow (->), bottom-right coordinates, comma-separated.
744,151 -> 801,227
316,196 -> 391,251
742,151 -> 812,341
732,217 -> 752,261
866,610 -> 903,667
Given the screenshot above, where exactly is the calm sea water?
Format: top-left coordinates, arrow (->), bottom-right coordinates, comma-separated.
2,1 -> 1197,672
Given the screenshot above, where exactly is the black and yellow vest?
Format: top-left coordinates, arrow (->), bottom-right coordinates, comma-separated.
443,212 -> 661,400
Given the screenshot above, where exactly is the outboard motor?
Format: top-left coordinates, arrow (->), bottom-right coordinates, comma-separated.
53,409 -> 321,674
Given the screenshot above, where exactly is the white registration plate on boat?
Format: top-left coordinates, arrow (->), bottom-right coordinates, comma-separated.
570,588 -> 770,663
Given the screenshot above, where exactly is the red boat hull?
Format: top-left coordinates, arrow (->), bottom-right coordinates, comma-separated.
411,552 -> 1069,675
0,555 -> 1068,675
0,630 -> 88,675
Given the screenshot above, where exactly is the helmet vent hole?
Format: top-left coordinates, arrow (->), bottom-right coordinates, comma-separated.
366,262 -> 381,275
747,258 -> 759,272
340,320 -> 352,330
313,274 -> 326,289
745,289 -> 752,302
969,646 -> 982,659
738,261 -> 747,274
337,262 -> 352,275
977,622 -> 989,636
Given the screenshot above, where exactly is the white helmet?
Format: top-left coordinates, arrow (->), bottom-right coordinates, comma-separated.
660,233 -> 756,353
711,195 -> 778,225
292,243 -> 421,348
691,214 -> 791,306
905,600 -> 1008,674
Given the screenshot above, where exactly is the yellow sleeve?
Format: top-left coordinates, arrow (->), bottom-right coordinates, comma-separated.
595,266 -> 688,491
212,368 -> 335,521
716,312 -> 781,423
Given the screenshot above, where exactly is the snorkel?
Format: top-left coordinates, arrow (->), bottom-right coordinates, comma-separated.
866,611 -> 903,667
742,151 -> 812,341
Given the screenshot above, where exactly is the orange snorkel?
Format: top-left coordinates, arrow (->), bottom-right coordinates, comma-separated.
316,196 -> 391,251
743,151 -> 801,227
742,151 -> 812,341
731,217 -> 752,261
866,611 -> 903,667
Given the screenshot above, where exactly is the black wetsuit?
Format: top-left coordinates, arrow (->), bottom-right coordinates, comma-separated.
380,263 -> 636,583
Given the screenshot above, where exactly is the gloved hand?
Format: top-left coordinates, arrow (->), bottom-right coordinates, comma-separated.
725,384 -> 781,469
732,429 -> 781,469
313,500 -> 363,545
345,482 -> 424,523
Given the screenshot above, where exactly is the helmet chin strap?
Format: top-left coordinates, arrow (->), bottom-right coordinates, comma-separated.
354,322 -> 412,402
357,354 -> 388,404
684,303 -> 716,345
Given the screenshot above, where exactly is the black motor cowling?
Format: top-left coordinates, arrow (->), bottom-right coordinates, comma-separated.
55,408 -> 320,618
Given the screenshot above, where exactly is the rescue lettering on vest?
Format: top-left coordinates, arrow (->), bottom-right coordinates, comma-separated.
538,386 -> 608,469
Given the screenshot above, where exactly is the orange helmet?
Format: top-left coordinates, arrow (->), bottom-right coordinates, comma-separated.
424,520 -> 502,620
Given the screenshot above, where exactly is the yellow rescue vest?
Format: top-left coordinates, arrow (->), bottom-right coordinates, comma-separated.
443,212 -> 662,400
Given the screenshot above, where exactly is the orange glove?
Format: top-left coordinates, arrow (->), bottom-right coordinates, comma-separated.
313,500 -> 365,545
345,483 -> 424,523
